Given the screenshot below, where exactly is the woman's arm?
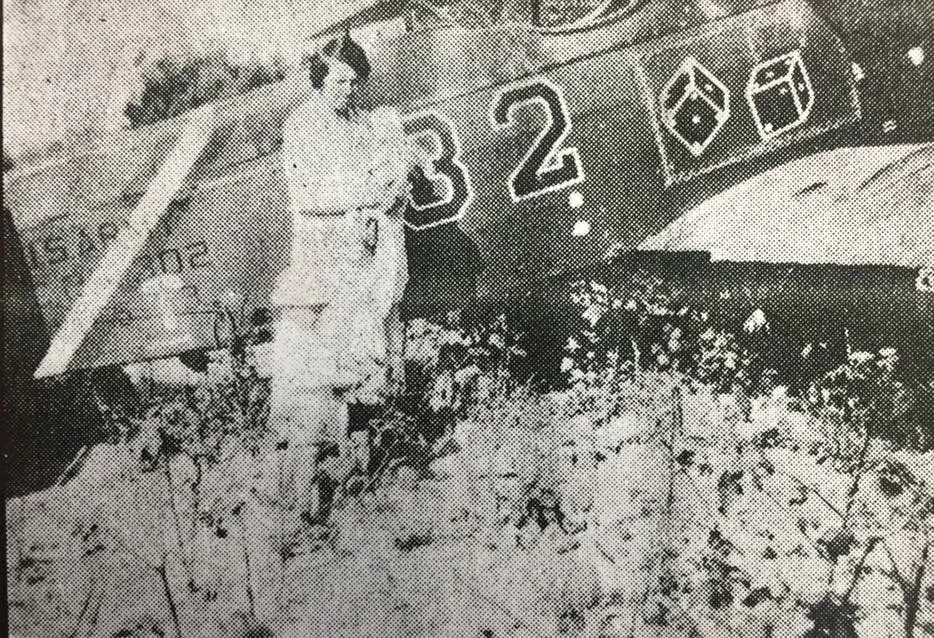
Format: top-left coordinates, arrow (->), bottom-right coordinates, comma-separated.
367,106 -> 435,210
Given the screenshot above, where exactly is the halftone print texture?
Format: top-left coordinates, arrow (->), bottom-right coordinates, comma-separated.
4,0 -> 933,637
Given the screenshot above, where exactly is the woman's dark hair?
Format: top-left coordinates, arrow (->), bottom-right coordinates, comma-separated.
308,32 -> 372,89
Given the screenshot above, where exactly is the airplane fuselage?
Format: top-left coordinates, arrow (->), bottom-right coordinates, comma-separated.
3,0 -> 930,376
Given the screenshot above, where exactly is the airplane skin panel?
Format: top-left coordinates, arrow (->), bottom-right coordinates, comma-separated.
6,133 -> 180,230
8,141 -> 200,334
31,106 -> 216,378
415,50 -> 666,299
367,25 -> 550,110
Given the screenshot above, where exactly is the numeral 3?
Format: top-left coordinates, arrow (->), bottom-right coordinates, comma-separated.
402,111 -> 473,230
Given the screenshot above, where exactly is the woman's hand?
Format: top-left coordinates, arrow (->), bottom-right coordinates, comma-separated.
407,140 -> 434,177
366,157 -> 409,204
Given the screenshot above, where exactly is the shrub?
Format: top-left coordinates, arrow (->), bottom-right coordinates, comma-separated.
125,51 -> 287,128
807,348 -> 934,452
562,274 -> 775,398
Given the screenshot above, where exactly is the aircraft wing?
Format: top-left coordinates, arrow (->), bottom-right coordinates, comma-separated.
639,143 -> 934,269
4,80 -> 308,378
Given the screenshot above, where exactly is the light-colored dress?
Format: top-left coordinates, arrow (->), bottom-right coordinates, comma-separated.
268,95 -> 410,445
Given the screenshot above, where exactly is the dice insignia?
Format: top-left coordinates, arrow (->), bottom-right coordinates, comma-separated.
746,50 -> 815,140
660,56 -> 731,156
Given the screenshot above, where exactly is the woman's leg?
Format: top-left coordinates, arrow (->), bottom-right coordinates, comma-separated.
297,391 -> 346,523
337,304 -> 405,479
275,438 -> 318,518
347,401 -> 380,477
384,304 -> 407,397
268,306 -> 344,525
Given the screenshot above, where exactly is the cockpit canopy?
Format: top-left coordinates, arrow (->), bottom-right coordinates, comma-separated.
405,0 -> 773,32
405,0 -> 644,30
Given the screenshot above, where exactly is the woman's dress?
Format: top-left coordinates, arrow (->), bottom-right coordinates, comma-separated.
268,96 -> 410,445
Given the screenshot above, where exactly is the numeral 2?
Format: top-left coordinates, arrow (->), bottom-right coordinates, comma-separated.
492,77 -> 584,201
402,111 -> 473,231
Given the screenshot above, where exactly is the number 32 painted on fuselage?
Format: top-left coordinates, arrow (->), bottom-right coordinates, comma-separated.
402,77 -> 584,230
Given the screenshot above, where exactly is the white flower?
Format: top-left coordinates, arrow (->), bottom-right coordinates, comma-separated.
700,328 -> 716,341
454,365 -> 481,385
443,330 -> 469,346
848,351 -> 874,365
724,353 -> 737,370
408,318 -> 428,335
590,283 -> 608,306
625,299 -> 638,311
877,347 -> 899,371
488,333 -> 506,350
581,304 -> 605,327
561,357 -> 575,373
743,308 -> 768,333
565,337 -> 581,352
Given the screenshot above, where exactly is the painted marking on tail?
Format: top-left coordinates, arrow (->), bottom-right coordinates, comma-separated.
34,106 -> 215,378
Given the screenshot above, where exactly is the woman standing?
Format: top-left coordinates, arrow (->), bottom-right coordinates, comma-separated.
269,33 -> 413,525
